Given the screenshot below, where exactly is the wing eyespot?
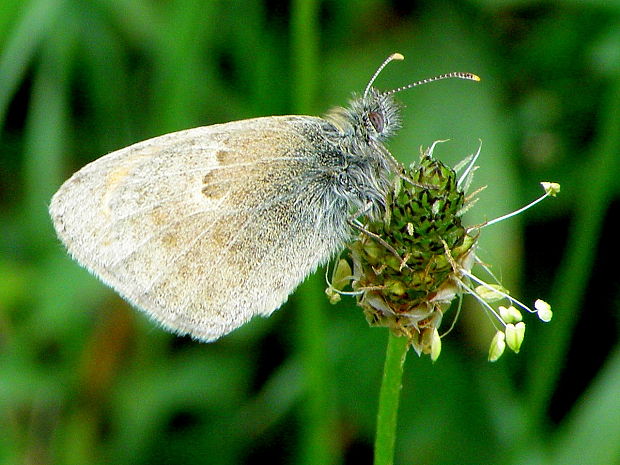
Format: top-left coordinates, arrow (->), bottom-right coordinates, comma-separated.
201,171 -> 227,200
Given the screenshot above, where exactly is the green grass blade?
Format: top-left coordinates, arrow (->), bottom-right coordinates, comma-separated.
549,345 -> 620,465
0,0 -> 66,129
526,74 -> 620,427
22,11 -> 76,244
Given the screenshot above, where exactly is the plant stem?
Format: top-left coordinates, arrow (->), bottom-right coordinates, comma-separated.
291,1 -> 337,465
374,332 -> 410,465
291,0 -> 318,114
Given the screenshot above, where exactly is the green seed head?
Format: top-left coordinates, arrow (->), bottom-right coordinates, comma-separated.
327,143 -> 556,361
348,148 -> 477,356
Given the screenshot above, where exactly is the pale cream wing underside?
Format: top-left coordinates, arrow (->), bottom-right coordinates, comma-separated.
50,116 -> 342,341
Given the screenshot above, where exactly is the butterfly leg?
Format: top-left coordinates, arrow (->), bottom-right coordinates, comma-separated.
347,209 -> 410,270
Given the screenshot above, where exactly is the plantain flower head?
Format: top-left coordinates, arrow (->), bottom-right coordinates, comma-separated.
327,142 -> 557,362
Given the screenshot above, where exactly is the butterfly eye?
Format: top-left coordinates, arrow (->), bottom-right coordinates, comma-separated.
368,111 -> 384,133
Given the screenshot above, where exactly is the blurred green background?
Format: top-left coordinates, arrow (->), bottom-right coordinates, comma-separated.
2,0 -> 619,464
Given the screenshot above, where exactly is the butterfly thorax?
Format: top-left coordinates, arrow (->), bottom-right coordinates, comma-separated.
320,88 -> 402,221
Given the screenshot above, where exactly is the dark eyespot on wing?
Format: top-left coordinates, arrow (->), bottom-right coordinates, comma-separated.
201,171 -> 229,199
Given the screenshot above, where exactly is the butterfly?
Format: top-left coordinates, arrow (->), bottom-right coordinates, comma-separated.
49,53 -> 479,341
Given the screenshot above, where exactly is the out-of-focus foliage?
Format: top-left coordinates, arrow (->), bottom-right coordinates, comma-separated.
1,1 -> 619,464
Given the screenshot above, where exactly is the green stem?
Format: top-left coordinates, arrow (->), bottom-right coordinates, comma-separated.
374,332 -> 410,465
290,1 -> 337,465
290,0 -> 318,114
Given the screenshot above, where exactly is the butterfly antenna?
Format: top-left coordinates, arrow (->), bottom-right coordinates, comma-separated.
363,53 -> 405,99
384,72 -> 480,96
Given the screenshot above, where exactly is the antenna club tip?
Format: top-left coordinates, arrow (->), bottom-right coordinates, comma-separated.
471,73 -> 481,82
391,53 -> 405,61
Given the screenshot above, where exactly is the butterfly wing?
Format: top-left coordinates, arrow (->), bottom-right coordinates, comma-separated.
50,116 -> 349,341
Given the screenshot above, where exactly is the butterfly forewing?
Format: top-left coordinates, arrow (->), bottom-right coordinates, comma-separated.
50,116 -> 349,340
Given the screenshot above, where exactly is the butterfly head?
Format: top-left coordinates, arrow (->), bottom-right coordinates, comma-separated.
326,53 -> 480,146
348,87 -> 401,143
